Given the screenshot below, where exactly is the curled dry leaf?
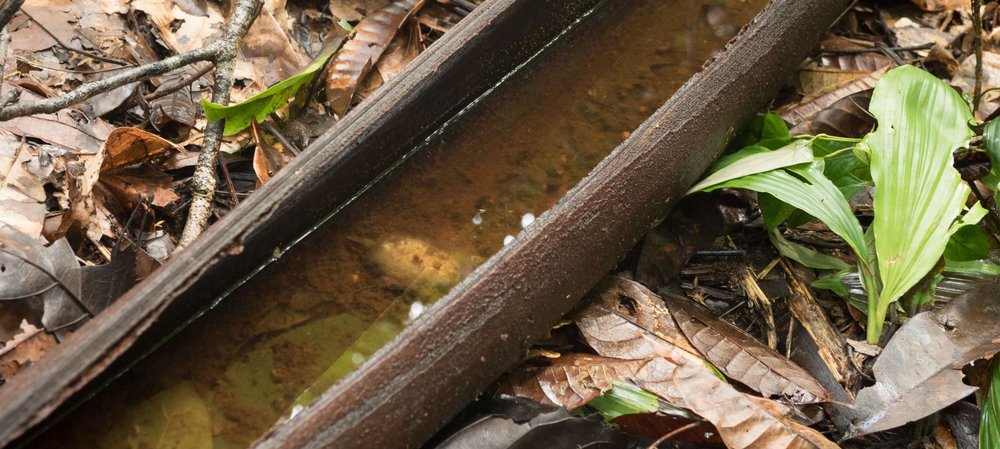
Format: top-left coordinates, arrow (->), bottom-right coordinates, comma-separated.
500,354 -> 646,410
326,0 -> 427,115
578,277 -> 829,404
845,276 -> 1000,438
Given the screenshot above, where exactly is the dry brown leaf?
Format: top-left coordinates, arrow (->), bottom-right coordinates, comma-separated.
0,319 -> 57,380
578,277 -> 829,404
101,169 -> 180,209
329,0 -> 392,22
663,293 -> 830,404
326,0 -> 427,115
0,133 -> 46,239
500,354 -> 644,409
909,0 -> 969,12
100,127 -> 181,173
845,277 -> 1000,438
953,52 -> 1000,119
781,68 -> 884,137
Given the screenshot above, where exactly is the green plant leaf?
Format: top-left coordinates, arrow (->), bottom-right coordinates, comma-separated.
202,47 -> 337,136
812,270 -> 852,298
863,64 -> 976,342
982,360 -> 1000,449
705,159 -> 869,263
733,113 -> 792,149
686,140 -> 814,194
944,259 -> 1000,275
586,382 -> 662,421
945,225 -> 991,262
769,229 -> 852,271
984,119 -> 1000,189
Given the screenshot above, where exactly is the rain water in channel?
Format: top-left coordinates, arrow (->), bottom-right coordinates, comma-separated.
31,1 -> 767,447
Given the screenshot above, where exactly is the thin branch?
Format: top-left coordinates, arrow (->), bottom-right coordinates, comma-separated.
0,45 -> 218,120
974,0 -> 984,113
0,25 -> 10,96
177,0 -> 262,248
143,62 -> 215,102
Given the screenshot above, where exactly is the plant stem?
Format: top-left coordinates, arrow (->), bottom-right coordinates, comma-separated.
974,0 -> 984,114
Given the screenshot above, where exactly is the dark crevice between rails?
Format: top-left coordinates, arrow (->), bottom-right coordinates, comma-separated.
249,0 -> 853,448
0,1 -> 604,447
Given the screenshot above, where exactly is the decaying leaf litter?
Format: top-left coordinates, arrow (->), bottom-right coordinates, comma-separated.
0,0 -> 472,383
438,1 -> 1000,448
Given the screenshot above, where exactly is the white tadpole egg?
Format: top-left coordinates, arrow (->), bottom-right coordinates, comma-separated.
472,211 -> 483,225
409,301 -> 426,320
520,213 -> 535,228
351,352 -> 365,365
503,235 -> 515,246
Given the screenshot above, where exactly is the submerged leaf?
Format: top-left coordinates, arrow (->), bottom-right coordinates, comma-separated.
863,64 -> 976,341
846,277 -> 1000,438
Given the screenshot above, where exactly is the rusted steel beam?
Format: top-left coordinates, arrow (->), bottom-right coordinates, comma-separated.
250,0 -> 852,448
0,1 -> 602,446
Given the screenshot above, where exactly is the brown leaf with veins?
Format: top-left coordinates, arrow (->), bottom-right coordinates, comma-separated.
326,0 -> 427,115
100,127 -> 180,173
781,68 -> 884,138
663,292 -> 831,404
500,354 -> 643,409
578,277 -> 829,404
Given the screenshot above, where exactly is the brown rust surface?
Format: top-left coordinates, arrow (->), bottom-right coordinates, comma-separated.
250,0 -> 852,448
0,1 -> 602,447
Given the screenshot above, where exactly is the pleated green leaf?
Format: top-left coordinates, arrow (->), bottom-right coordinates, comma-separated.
863,65 -> 975,341
686,140 -> 814,194
982,360 -> 1000,449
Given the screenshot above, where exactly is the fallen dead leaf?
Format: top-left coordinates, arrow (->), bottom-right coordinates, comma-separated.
0,319 -> 57,381
326,0 -> 427,115
781,68 -> 884,137
0,133 -> 46,239
953,52 -> 1000,119
329,0 -> 392,22
100,127 -> 181,172
909,0 -> 970,12
578,277 -> 829,404
845,276 -> 1000,438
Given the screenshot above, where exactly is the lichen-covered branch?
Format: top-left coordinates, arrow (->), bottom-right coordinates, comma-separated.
177,0 -> 263,249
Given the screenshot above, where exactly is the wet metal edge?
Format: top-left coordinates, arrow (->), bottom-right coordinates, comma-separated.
0,1 -> 603,446
249,0 -> 853,448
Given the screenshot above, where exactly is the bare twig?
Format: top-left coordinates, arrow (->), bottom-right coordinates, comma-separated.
0,45 -> 217,120
974,0 -> 984,113
0,25 -> 10,96
177,0 -> 262,248
143,62 -> 215,102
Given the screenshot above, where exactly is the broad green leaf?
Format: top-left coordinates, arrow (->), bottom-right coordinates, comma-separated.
984,119 -> 1000,189
706,160 -> 869,264
587,382 -> 662,421
686,140 -> 814,194
812,270 -> 852,298
982,360 -> 1000,449
733,113 -> 792,149
864,65 -> 976,342
945,225 -> 991,262
768,228 -> 852,271
203,47 -> 337,135
945,259 -> 1000,276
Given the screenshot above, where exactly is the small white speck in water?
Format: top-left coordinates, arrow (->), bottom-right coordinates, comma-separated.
409,301 -> 426,320
472,211 -> 483,225
290,405 -> 304,418
520,213 -> 535,228
351,353 -> 365,365
503,235 -> 515,246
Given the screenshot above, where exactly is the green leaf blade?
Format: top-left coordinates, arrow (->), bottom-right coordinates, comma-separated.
865,65 -> 976,340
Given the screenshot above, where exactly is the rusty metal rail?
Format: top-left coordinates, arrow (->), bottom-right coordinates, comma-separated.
251,0 -> 852,448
